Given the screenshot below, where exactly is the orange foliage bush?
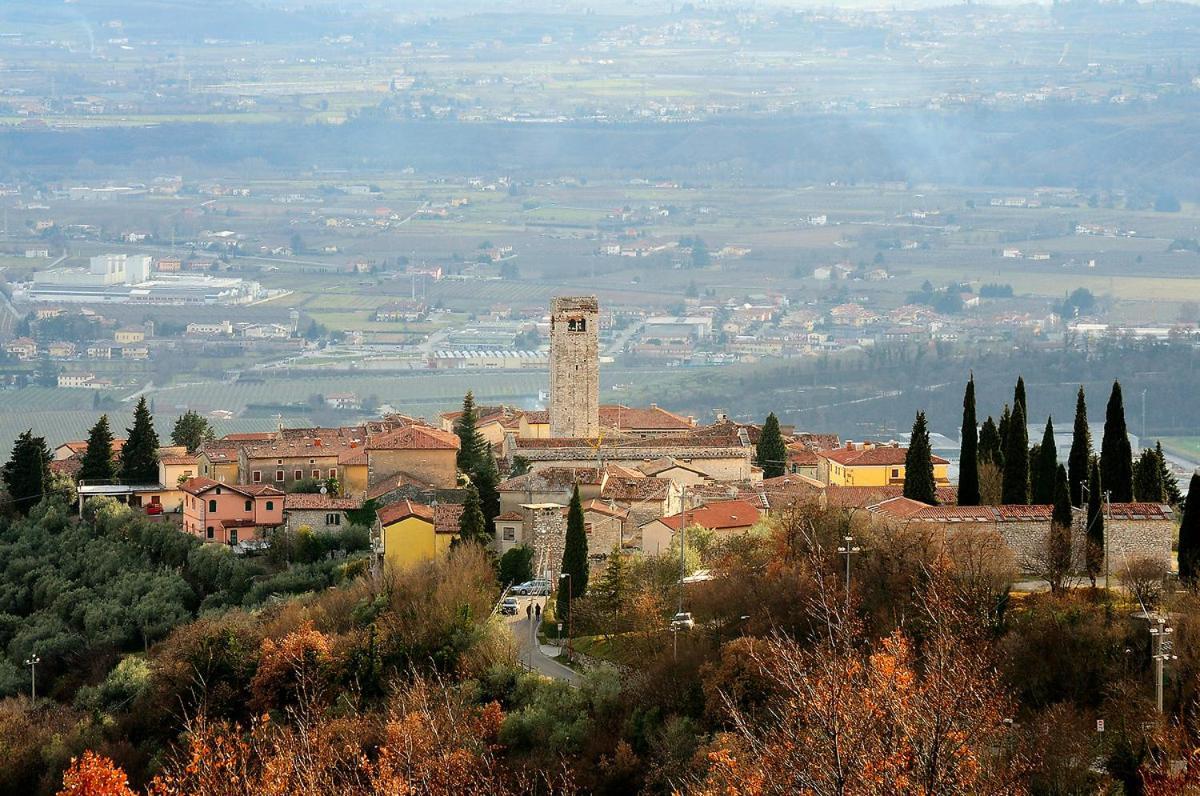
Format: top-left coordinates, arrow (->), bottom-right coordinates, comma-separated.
57,751 -> 135,796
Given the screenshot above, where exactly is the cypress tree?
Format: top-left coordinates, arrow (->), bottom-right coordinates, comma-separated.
1052,463 -> 1073,530
1067,386 -> 1091,507
1031,418 -> 1057,504
756,412 -> 788,479
1014,376 -> 1028,421
1179,472 -> 1200,582
557,485 -> 590,622
455,391 -> 484,474
1001,402 -> 1029,504
457,484 -> 488,545
1100,381 -> 1134,503
79,415 -> 117,482
1028,443 -> 1043,502
998,404 -> 1012,453
2,429 -> 50,515
978,416 -> 1003,466
1047,463 -> 1074,592
1132,448 -> 1165,503
1157,442 -> 1182,506
958,375 -> 980,506
904,411 -> 937,505
119,397 -> 160,484
1085,458 -> 1105,587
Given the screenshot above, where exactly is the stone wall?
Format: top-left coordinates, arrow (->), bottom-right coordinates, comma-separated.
526,505 -> 568,581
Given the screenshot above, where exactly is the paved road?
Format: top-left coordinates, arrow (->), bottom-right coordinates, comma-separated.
504,596 -> 581,685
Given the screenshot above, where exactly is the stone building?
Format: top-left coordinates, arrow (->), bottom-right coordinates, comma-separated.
549,296 -> 599,438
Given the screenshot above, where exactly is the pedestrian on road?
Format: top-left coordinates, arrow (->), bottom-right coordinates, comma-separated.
526,603 -> 532,620
535,603 -> 542,620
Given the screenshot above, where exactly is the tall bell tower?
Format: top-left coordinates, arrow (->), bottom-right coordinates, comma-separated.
549,296 -> 599,438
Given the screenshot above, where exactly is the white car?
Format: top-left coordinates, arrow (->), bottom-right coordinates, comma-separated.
670,612 -> 695,631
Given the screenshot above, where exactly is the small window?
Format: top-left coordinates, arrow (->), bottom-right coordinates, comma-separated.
326,513 -> 341,526
312,469 -> 320,479
328,469 -> 337,479
183,470 -> 193,478
891,468 -> 900,479
294,470 -> 302,481
266,501 -> 274,511
208,499 -> 217,512
245,500 -> 252,512
503,526 -> 515,541
253,470 -> 261,483
206,526 -> 214,539
276,470 -> 284,482
215,487 -> 222,495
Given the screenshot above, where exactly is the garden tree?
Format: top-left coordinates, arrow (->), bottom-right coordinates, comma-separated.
1100,380 -> 1134,503
1086,459 -> 1105,587
1067,386 -> 1091,507
1157,442 -> 1182,506
1133,448 -> 1165,502
978,416 -> 1003,466
903,411 -> 937,504
2,429 -> 50,515
35,351 -> 57,387
1179,472 -> 1200,582
1031,418 -> 1057,504
997,404 -> 1012,454
455,391 -> 484,474
57,751 -> 135,796
510,455 -> 532,478
78,415 -> 117,482
755,412 -> 787,479
119,396 -> 160,484
474,449 -> 501,528
557,485 -> 589,622
1014,375 -> 1028,420
1001,402 -> 1029,504
498,545 -> 534,586
958,375 -> 980,506
1045,464 -> 1074,594
457,484 -> 489,546
592,546 -> 632,637
170,410 -> 214,453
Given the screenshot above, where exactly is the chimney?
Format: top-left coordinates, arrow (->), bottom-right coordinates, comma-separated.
845,441 -> 855,451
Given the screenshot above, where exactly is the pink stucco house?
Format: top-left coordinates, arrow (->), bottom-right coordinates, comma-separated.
180,477 -> 284,545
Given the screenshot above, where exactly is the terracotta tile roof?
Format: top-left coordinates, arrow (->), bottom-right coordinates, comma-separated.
819,446 -> 949,467
823,485 -> 958,508
495,511 -> 525,522
60,438 -> 126,455
435,503 -> 464,534
338,449 -> 368,466
786,448 -> 820,466
367,425 -> 459,451
51,458 -> 82,477
655,499 -> 763,532
995,504 -> 1054,521
1106,503 -> 1173,520
377,498 -> 435,526
365,472 -> 440,501
283,494 -> 362,511
497,467 -> 605,492
793,432 -> 841,450
179,477 -> 284,498
220,432 -> 276,442
601,476 -> 673,502
600,404 -> 695,431
582,499 -> 629,519
637,457 -> 708,477
160,453 -> 199,466
522,410 -> 549,425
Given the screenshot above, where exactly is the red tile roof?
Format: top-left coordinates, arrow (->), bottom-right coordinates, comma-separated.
367,425 -> 460,451
600,404 -> 695,431
495,511 -> 525,522
435,503 -> 464,534
497,467 -> 606,492
656,499 -> 763,532
819,446 -> 949,467
376,498 -> 435,526
160,453 -> 199,466
179,477 -> 284,498
283,494 -> 362,511
582,499 -> 629,519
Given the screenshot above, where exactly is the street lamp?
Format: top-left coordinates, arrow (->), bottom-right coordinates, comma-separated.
23,655 -> 39,701
837,534 -> 861,616
558,572 -> 573,662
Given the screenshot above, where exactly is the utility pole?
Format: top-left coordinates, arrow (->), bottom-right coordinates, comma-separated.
675,486 -> 689,662
1104,490 -> 1111,592
1150,615 -> 1176,714
23,655 -> 39,701
1141,388 -> 1147,444
837,533 -> 861,615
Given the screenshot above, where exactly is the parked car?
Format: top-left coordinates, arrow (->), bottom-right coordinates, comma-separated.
670,612 -> 695,631
499,597 -> 520,615
513,579 -> 551,596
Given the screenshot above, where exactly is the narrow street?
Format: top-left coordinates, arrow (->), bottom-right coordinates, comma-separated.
503,597 -> 581,686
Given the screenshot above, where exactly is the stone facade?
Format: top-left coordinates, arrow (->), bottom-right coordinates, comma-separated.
525,503 -> 568,580
549,296 -> 599,438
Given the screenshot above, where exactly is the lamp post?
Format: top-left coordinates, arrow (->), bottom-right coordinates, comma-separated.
837,533 -> 861,616
1149,615 -> 1177,714
558,572 -> 573,662
23,655 -> 39,701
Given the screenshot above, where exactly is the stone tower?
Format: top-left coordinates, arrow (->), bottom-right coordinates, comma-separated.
549,295 -> 600,438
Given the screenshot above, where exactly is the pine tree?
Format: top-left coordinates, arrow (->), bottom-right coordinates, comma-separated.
119,397 -> 160,484
455,391 -> 484,475
1001,402 -> 1029,504
903,411 -> 937,505
958,375 -> 980,506
756,412 -> 788,479
1030,418 -> 1057,504
1100,380 -> 1134,503
2,429 -> 50,515
1085,458 -> 1105,587
1132,448 -> 1165,503
473,449 -> 501,529
557,485 -> 589,622
978,416 -> 1003,466
170,410 -> 214,453
1157,442 -> 1182,506
457,484 -> 488,546
1067,386 -> 1091,507
1178,472 -> 1200,582
79,415 -> 117,482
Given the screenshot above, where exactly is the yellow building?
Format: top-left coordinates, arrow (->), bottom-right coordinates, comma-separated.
114,328 -> 146,344
816,443 -> 949,488
376,500 -> 462,571
155,449 -> 199,512
196,439 -> 248,483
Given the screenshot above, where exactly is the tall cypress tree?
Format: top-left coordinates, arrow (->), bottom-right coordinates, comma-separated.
998,404 -> 1012,453
1157,442 -> 1182,506
756,412 -> 788,479
474,449 -> 501,529
1100,380 -> 1134,503
1031,418 -> 1057,504
1001,402 -> 1029,504
1133,448 -> 1166,503
557,485 -> 589,622
1014,376 -> 1028,421
1067,386 -> 1091,507
958,375 -> 980,506
1178,472 -> 1200,582
1048,464 -> 1074,590
978,416 -> 1003,466
904,411 -> 937,505
1052,463 -> 1073,530
1085,458 -> 1105,587
79,415 -> 117,482
457,483 -> 488,545
2,429 -> 50,515
455,391 -> 483,474
119,397 -> 160,484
